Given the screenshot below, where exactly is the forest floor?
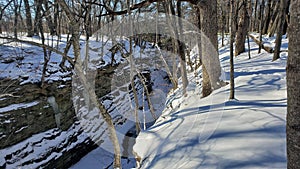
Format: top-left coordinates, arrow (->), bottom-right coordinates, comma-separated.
132,35 -> 288,168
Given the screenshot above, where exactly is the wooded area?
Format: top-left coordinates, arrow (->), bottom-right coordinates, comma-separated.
0,0 -> 299,168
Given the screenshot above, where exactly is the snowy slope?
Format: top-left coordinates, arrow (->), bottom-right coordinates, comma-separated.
1,33 -> 175,168
133,36 -> 288,169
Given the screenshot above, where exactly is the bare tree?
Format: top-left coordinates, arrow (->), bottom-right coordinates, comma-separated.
177,0 -> 189,96
164,0 -> 179,89
273,0 -> 288,61
13,0 -> 20,38
258,0 -> 265,54
24,0 -> 33,37
286,1 -> 300,168
235,0 -> 250,56
58,1 -> 122,168
194,6 -> 202,70
252,0 -> 259,32
268,1 -> 280,37
42,0 -> 56,35
262,0 -> 271,34
33,0 -> 42,36
229,0 -> 236,99
200,0 -> 223,97
0,1 -> 13,33
127,0 -> 142,135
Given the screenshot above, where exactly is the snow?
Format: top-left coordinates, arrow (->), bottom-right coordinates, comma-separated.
70,67 -> 173,169
0,33 -> 73,84
0,123 -> 89,168
133,36 -> 288,168
0,101 -> 39,113
0,31 -> 288,168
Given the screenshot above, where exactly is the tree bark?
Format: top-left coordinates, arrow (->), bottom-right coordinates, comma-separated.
273,0 -> 287,61
53,0 -> 59,37
13,0 -> 19,39
33,0 -> 43,36
253,0 -> 259,31
286,1 -> 300,168
268,13 -> 280,37
195,6 -> 202,70
24,0 -> 33,37
202,65 -> 212,97
200,0 -> 222,97
38,7 -> 49,89
258,0 -> 265,54
235,0 -> 250,56
283,0 -> 291,35
229,0 -> 236,99
177,1 -> 189,96
247,33 -> 251,59
262,0 -> 271,34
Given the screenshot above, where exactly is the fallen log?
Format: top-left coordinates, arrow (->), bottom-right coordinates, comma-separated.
249,34 -> 274,53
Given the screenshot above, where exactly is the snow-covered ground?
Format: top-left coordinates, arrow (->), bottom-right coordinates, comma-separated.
0,31 -> 288,168
133,36 -> 288,168
0,32 -> 173,168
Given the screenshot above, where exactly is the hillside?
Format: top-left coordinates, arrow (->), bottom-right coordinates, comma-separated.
132,35 -> 288,168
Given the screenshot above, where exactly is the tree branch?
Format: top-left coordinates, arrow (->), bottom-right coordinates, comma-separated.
96,0 -> 207,17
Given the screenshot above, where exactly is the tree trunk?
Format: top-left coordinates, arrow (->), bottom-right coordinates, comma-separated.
220,3 -> 226,47
273,0 -> 287,61
136,72 -> 157,120
258,0 -> 265,54
283,0 -> 291,35
247,33 -> 251,59
202,65 -> 212,97
13,0 -> 18,39
286,1 -> 300,168
24,0 -> 33,37
38,6 -> 49,89
177,1 -> 188,96
200,0 -> 222,97
58,1 -> 122,168
229,0 -> 236,99
268,1 -> 281,36
235,0 -> 250,56
253,0 -> 259,32
33,0 -> 43,36
226,1 -> 230,33
262,0 -> 271,34
268,14 -> 280,37
43,0 -> 56,35
128,0 -> 141,135
156,45 -> 178,88
54,0 -> 59,37
195,6 -> 202,71
164,0 -> 178,89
